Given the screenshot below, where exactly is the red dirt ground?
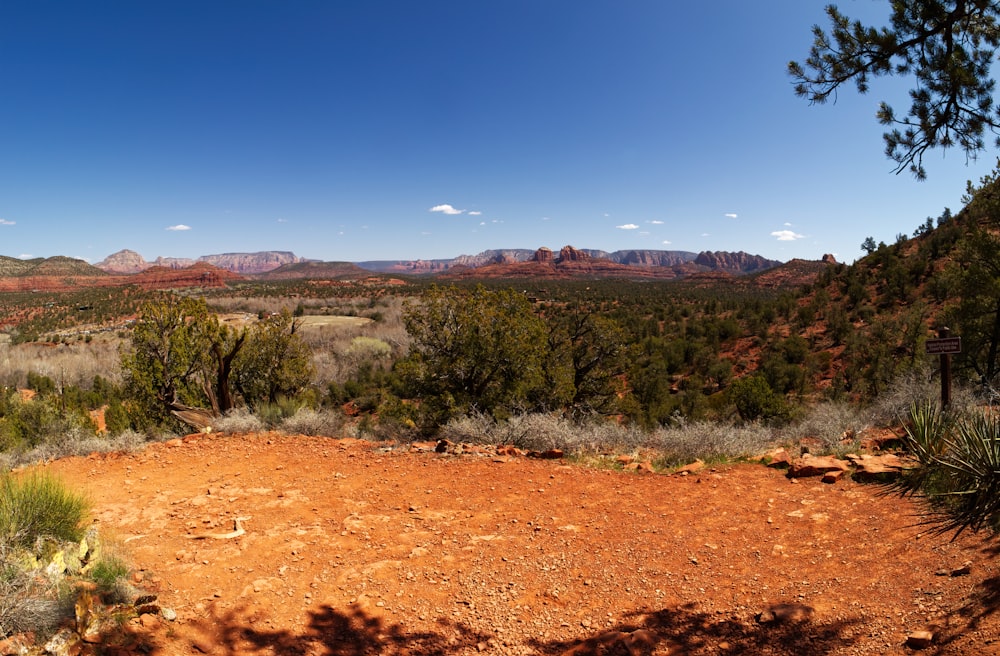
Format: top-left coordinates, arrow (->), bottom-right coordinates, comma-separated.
42,432 -> 1000,656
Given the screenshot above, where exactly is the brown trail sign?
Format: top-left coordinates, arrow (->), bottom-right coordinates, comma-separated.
927,329 -> 961,407
926,337 -> 962,355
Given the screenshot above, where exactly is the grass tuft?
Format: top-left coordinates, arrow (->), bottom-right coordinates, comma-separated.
0,470 -> 89,551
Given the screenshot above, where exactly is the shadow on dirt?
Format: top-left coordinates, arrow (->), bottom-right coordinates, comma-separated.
139,600 -> 865,656
530,602 -> 862,656
175,603 -> 490,656
926,573 -> 1000,655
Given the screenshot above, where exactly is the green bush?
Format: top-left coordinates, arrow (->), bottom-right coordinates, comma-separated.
728,374 -> 786,422
87,553 -> 132,603
0,471 -> 89,551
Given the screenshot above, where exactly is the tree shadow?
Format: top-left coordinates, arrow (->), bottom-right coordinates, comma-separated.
927,574 -> 1000,655
177,603 -> 491,656
529,602 -> 862,656
142,599 -> 865,656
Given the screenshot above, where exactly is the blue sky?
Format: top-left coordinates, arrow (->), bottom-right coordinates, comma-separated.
0,1 -> 992,264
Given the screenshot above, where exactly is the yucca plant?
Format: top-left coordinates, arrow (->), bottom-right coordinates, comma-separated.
893,402 -> 1000,536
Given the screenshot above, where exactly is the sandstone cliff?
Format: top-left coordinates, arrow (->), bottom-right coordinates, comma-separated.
96,250 -> 306,274
693,251 -> 783,274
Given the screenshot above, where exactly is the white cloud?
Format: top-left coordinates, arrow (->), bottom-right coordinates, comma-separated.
725,213 -> 738,219
701,233 -> 710,237
277,218 -> 289,223
771,229 -> 806,241
662,240 -> 672,245
648,220 -> 664,225
18,253 -> 32,259
468,210 -> 482,216
0,219 -> 15,225
616,223 -> 639,230
784,221 -> 793,227
166,224 -> 191,231
430,204 -> 464,215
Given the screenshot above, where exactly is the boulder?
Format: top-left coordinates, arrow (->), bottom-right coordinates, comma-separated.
787,454 -> 850,478
847,453 -> 914,482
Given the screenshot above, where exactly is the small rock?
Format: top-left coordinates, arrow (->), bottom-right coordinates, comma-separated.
906,630 -> 934,649
675,459 -> 705,475
757,603 -> 813,624
139,613 -> 160,629
951,561 -> 972,577
762,448 -> 791,469
43,628 -> 81,656
821,470 -> 845,484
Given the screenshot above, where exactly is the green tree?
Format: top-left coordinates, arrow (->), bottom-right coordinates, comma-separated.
729,374 -> 785,423
123,299 -> 314,429
861,236 -> 878,254
790,2 -> 1000,178
397,285 -> 548,430
121,297 -> 217,427
543,311 -> 632,417
942,168 -> 1000,384
232,310 -> 313,408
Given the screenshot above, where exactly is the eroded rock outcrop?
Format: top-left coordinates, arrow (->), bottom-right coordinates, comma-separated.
694,250 -> 782,274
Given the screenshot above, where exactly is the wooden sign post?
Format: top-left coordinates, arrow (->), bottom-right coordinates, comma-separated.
926,328 -> 961,409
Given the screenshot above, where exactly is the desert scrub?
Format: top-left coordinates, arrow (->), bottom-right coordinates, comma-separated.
648,420 -> 779,467
0,470 -> 89,550
280,407 -> 346,437
212,407 -> 266,434
86,550 -> 133,604
774,401 -> 871,458
0,471 -> 89,638
892,401 -> 1000,536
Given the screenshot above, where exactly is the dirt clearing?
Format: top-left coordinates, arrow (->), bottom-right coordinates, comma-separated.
43,433 -> 1000,655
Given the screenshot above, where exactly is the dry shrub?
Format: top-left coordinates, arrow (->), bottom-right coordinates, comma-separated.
1,428 -> 152,470
868,367 -> 978,424
212,408 -> 266,434
440,412 -> 650,454
280,408 -> 347,437
0,567 -> 67,638
648,421 -> 780,466
779,401 -> 870,453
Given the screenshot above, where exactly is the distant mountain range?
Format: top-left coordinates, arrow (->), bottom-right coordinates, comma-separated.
0,247 -> 827,294
91,247 -> 787,278
355,247 -> 786,276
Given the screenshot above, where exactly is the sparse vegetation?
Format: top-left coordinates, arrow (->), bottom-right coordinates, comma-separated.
0,471 -> 88,637
0,470 -> 88,550
11,167 -> 1000,540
